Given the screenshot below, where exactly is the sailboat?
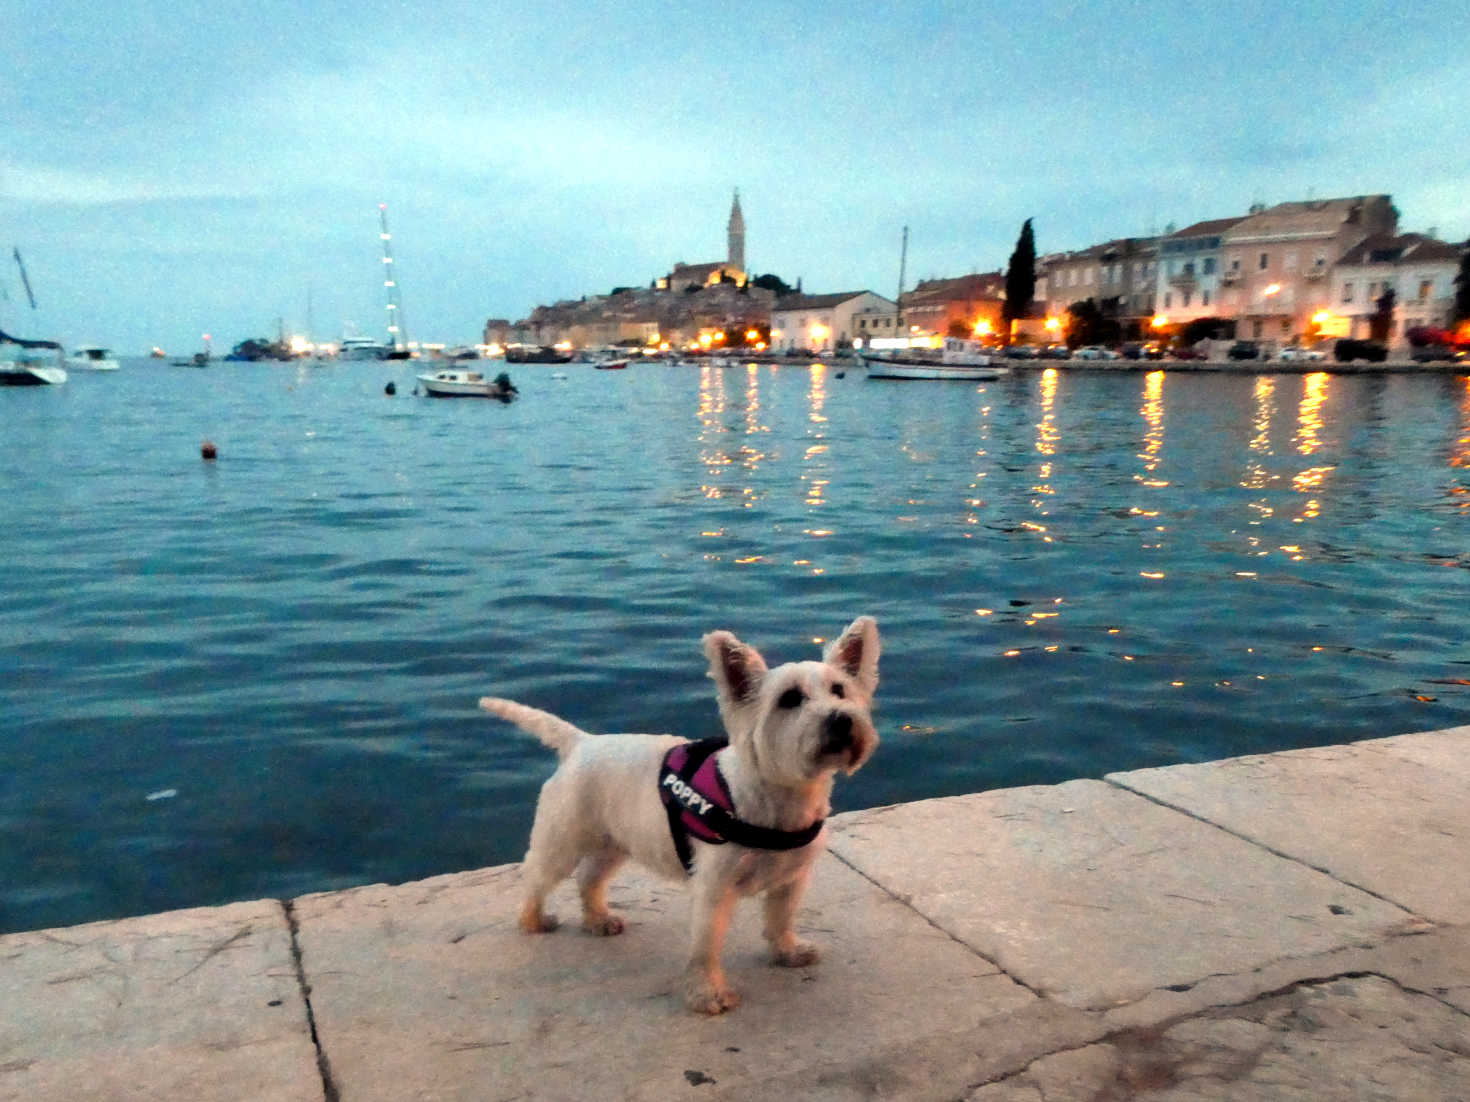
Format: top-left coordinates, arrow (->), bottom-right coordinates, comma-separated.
378,204 -> 413,360
1,248 -> 67,385
858,227 -> 1005,381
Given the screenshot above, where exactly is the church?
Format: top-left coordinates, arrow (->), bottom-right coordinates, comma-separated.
658,191 -> 747,291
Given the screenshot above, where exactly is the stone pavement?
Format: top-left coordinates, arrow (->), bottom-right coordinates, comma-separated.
4,726 -> 1468,1101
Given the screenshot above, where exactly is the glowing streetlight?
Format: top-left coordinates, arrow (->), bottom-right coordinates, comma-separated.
973,318 -> 994,337
1150,315 -> 1169,330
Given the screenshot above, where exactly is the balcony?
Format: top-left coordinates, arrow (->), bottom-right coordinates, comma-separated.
1220,273 -> 1241,286
1304,267 -> 1328,281
1168,272 -> 1198,289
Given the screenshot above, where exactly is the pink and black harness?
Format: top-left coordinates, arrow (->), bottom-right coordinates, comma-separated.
658,737 -> 824,874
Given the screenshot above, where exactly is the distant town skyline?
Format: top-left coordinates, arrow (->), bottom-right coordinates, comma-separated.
5,0 -> 1467,355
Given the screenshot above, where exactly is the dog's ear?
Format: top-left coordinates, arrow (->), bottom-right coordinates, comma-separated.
824,616 -> 880,696
703,630 -> 769,712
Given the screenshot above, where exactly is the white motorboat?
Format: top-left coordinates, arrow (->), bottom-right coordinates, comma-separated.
1,331 -> 67,386
67,345 -> 121,371
417,368 -> 518,400
339,336 -> 391,361
860,337 -> 1008,381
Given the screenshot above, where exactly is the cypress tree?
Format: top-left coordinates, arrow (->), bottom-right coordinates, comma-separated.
1004,219 -> 1036,328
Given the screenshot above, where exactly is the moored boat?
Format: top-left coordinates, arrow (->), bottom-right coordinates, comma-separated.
339,336 -> 391,361
0,329 -> 67,385
860,337 -> 1008,381
505,344 -> 573,364
67,346 -> 121,371
417,368 -> 518,401
594,358 -> 630,370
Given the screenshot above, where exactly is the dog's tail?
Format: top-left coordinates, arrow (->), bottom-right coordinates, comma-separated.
478,697 -> 588,761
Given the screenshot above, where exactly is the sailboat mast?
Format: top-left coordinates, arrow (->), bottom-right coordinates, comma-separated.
378,204 -> 407,352
895,225 -> 908,332
14,247 -> 38,310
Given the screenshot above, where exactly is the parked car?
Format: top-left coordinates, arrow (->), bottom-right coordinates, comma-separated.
1278,345 -> 1326,362
1171,346 -> 1207,361
1038,343 -> 1071,360
1334,339 -> 1387,363
1073,345 -> 1119,360
1227,340 -> 1263,361
1003,344 -> 1038,360
1121,342 -> 1145,360
1410,344 -> 1462,363
1142,341 -> 1166,360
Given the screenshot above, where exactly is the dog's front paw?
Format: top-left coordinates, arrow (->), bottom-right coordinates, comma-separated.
772,939 -> 821,968
583,913 -> 625,936
683,976 -> 741,1015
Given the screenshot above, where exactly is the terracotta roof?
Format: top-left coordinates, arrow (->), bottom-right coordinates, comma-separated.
1169,217 -> 1242,238
773,291 -> 879,311
1338,233 -> 1463,266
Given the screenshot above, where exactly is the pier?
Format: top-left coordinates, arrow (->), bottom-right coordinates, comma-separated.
4,725 -> 1467,1100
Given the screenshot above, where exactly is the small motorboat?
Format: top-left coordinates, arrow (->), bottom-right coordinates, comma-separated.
594,358 -> 630,370
67,345 -> 121,371
417,368 -> 518,401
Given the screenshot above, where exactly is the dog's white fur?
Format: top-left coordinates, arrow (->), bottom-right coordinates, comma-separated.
479,616 -> 880,1015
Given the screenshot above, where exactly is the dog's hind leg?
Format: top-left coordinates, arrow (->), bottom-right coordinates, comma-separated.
518,811 -> 581,934
576,847 -> 628,935
763,871 -> 820,967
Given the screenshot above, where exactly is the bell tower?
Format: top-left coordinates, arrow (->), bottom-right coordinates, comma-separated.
726,189 -> 745,275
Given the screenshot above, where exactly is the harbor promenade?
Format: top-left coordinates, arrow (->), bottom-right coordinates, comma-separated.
4,725 -> 1467,1100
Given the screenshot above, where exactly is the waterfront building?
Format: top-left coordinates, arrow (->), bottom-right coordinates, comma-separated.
853,273 -> 1006,344
1217,195 -> 1398,344
1153,217 -> 1242,327
1330,233 -> 1463,343
771,291 -> 896,353
1041,239 -> 1156,337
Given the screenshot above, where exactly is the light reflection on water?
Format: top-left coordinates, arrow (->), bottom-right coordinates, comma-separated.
1,361 -> 1468,933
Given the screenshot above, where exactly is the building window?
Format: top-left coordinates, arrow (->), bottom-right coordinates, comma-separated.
1203,258 -> 1216,275
1202,290 -> 1211,306
1164,292 -> 1172,309
1183,291 -> 1192,308
1419,280 -> 1433,300
1342,282 -> 1354,303
1258,252 -> 1269,270
1230,257 -> 1241,273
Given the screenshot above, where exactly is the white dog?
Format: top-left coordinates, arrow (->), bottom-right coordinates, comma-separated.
479,616 -> 880,1014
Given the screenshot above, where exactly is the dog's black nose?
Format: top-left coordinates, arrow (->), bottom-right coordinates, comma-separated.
822,712 -> 853,755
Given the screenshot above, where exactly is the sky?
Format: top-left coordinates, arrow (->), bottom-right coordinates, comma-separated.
3,0 -> 1467,356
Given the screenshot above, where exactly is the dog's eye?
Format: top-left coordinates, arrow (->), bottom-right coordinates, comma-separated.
831,683 -> 845,698
777,687 -> 804,709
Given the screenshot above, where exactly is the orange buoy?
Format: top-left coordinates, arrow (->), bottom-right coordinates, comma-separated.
201,440 -> 218,460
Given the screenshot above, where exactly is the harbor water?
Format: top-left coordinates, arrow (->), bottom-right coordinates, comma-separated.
3,358 -> 1468,934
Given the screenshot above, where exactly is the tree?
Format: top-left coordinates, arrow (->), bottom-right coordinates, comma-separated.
1453,239 -> 1470,328
750,273 -> 794,296
1065,298 -> 1117,347
1369,287 -> 1396,343
1003,218 -> 1036,329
